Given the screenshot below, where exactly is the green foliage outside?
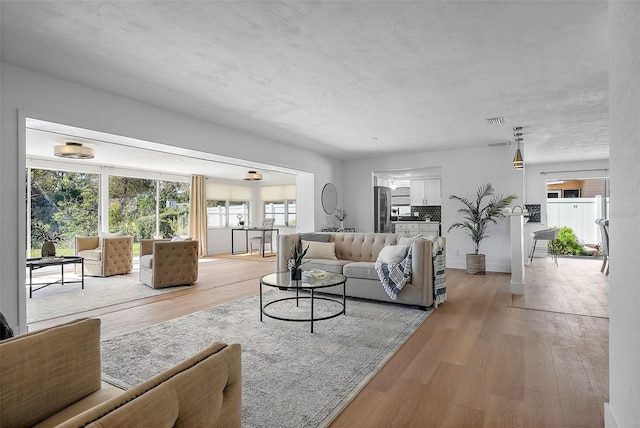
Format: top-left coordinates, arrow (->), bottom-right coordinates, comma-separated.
29,169 -> 189,255
551,226 -> 590,256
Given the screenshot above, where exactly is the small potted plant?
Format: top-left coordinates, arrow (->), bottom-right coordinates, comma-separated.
32,222 -> 63,258
448,183 -> 516,274
287,243 -> 309,281
334,209 -> 348,230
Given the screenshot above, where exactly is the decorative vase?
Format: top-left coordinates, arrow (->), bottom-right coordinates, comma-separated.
41,241 -> 56,258
290,267 -> 302,282
466,253 -> 486,275
339,220 -> 344,230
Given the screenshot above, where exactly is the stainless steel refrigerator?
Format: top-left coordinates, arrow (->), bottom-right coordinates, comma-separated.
374,186 -> 393,233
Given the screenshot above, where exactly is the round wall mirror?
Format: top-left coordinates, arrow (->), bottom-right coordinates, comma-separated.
321,183 -> 338,214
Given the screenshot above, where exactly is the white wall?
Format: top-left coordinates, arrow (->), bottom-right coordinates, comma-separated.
343,144 -> 524,272
607,1 -> 640,427
0,63 -> 343,333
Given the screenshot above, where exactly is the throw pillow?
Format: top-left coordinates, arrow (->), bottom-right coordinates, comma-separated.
300,233 -> 331,243
398,233 -> 422,248
98,230 -> 124,248
171,236 -> 193,242
301,240 -> 337,260
376,244 -> 409,265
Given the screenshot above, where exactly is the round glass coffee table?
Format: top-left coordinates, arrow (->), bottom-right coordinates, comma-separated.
260,271 -> 347,333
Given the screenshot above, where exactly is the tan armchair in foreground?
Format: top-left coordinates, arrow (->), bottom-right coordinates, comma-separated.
0,318 -> 242,428
139,239 -> 199,288
75,235 -> 134,277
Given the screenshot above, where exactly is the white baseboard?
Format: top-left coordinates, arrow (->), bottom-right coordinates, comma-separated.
446,260 -> 512,273
604,403 -> 618,428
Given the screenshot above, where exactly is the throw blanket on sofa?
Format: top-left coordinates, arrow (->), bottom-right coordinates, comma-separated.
431,237 -> 447,308
375,246 -> 413,301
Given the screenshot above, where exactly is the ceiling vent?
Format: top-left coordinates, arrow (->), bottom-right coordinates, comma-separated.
242,170 -> 263,181
53,142 -> 94,159
485,117 -> 505,124
487,141 -> 511,147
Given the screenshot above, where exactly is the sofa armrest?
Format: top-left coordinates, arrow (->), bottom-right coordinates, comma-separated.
410,238 -> 435,307
277,233 -> 301,271
59,343 -> 242,428
0,319 -> 102,428
75,236 -> 100,253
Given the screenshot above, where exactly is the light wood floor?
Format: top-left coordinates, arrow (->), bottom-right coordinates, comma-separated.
29,254 -> 609,427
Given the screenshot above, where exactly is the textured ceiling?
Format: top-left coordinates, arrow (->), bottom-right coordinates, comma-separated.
1,1 -> 609,164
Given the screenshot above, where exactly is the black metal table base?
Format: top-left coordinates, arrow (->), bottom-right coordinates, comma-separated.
260,279 -> 346,333
26,257 -> 85,298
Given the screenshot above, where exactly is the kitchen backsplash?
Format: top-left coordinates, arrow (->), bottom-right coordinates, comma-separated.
411,205 -> 441,222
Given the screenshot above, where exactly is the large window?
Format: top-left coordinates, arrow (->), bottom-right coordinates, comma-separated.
207,200 -> 249,227
27,168 -> 190,257
29,168 -> 99,256
108,177 -> 189,239
264,200 -> 296,227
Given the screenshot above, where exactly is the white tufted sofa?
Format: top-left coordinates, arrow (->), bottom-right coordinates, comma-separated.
278,232 -> 444,309
75,236 -> 134,277
139,239 -> 199,289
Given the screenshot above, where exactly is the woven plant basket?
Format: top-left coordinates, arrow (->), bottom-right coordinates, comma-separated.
466,254 -> 486,275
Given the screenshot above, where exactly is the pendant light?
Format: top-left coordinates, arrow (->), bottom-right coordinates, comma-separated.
513,127 -> 524,170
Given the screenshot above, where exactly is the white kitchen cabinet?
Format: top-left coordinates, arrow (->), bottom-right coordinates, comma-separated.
394,222 -> 440,236
424,179 -> 442,205
409,179 -> 442,206
410,180 -> 425,206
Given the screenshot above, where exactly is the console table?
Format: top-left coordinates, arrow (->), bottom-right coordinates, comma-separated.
231,228 -> 279,257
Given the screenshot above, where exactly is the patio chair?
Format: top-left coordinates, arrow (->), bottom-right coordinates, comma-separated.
529,228 -> 559,265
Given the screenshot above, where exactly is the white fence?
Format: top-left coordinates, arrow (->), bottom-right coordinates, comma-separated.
547,197 -> 608,245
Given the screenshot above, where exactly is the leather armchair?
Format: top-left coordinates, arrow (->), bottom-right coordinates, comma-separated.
75,235 -> 133,277
139,239 -> 199,288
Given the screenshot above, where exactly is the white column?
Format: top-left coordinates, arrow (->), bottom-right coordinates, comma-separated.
506,212 -> 525,295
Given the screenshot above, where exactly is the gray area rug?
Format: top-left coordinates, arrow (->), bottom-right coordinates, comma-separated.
101,291 -> 432,427
27,267 -> 189,323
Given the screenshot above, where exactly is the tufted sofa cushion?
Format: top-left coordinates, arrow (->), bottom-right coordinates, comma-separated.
333,233 -> 399,262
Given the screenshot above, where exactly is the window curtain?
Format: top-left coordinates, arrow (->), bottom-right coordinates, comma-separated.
189,175 -> 208,256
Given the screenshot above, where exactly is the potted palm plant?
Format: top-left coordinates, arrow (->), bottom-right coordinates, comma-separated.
448,183 -> 517,274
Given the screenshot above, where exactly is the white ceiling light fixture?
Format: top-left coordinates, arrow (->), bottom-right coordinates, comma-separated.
53,142 -> 94,159
242,170 -> 263,181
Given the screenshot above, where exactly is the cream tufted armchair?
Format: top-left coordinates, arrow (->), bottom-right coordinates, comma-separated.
75,235 -> 134,277
139,239 -> 199,289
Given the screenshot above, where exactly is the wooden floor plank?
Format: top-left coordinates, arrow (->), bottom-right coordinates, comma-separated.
482,394 -> 525,428
524,389 -> 565,428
